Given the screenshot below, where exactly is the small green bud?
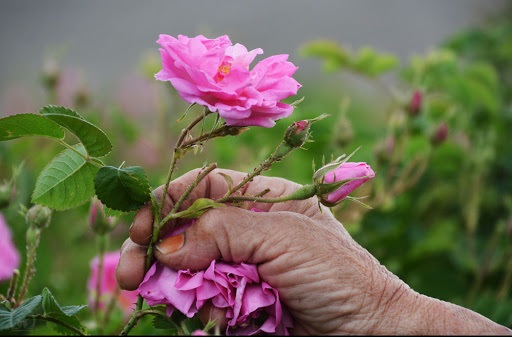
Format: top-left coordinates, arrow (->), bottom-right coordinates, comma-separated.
41,59 -> 60,90
25,226 -> 41,247
0,180 -> 14,210
25,205 -> 52,229
334,116 -> 353,148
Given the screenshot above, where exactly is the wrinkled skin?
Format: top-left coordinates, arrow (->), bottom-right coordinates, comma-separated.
117,168 -> 512,335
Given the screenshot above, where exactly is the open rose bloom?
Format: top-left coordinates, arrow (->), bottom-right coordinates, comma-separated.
139,260 -> 293,335
155,34 -> 301,127
87,250 -> 138,316
0,213 -> 20,282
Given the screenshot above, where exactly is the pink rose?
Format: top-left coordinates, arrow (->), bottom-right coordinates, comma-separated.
155,34 -> 301,128
87,250 -> 138,316
138,260 -> 293,335
318,162 -> 375,205
0,213 -> 20,282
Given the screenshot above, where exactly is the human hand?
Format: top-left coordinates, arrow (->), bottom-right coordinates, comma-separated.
116,168 -> 512,335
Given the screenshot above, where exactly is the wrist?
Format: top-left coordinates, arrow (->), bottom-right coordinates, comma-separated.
361,273 -> 512,335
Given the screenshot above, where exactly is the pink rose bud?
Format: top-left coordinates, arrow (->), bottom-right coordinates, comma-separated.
284,120 -> 310,148
89,197 -> 116,235
407,90 -> 422,116
0,213 -> 20,282
431,122 -> 448,145
315,161 -> 375,206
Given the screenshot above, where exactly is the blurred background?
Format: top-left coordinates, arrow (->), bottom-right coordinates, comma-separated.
1,0 -> 512,334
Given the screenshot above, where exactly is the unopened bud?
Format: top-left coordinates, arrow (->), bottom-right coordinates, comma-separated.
407,90 -> 422,117
74,86 -> 91,108
89,197 -> 116,235
313,158 -> 375,207
41,59 -> 60,90
431,123 -> 448,145
373,136 -> 395,165
25,205 -> 52,229
335,116 -> 353,148
284,120 -> 310,149
0,180 -> 14,210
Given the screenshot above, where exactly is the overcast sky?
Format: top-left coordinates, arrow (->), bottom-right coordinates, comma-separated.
0,0 -> 508,106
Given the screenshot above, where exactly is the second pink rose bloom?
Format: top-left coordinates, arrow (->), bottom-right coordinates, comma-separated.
155,34 -> 301,128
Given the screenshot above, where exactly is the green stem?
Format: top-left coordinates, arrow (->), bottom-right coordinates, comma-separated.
159,163 -> 218,229
157,109 -> 213,219
497,253 -> 512,300
34,314 -> 87,336
223,141 -> 293,199
218,184 -> 317,204
120,190 -> 163,336
119,296 -> 145,336
94,234 -> 107,335
16,228 -> 41,306
180,124 -> 246,149
101,287 -> 120,332
6,269 -> 20,303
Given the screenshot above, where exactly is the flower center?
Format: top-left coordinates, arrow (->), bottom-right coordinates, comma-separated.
215,62 -> 231,82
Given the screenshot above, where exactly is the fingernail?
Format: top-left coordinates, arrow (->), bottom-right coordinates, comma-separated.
156,233 -> 185,254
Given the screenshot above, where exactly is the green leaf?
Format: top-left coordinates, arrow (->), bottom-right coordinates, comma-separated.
300,39 -> 350,72
42,288 -> 87,336
152,315 -> 180,333
94,165 -> 151,211
351,47 -> 398,76
0,113 -> 65,141
39,105 -> 112,157
0,295 -> 42,331
103,206 -> 126,218
60,306 -> 87,317
32,145 -> 99,210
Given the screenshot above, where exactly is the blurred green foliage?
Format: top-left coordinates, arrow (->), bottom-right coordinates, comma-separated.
1,5 -> 512,334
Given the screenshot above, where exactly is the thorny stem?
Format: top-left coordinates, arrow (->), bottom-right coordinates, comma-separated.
16,228 -> 41,306
120,195 -> 161,336
180,125 -> 246,149
6,269 -> 20,304
101,287 -> 121,331
159,163 -> 218,229
157,108 -> 213,220
218,184 -> 317,205
222,141 -> 294,199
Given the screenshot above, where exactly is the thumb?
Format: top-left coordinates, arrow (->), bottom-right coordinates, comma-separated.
153,206 -> 310,272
